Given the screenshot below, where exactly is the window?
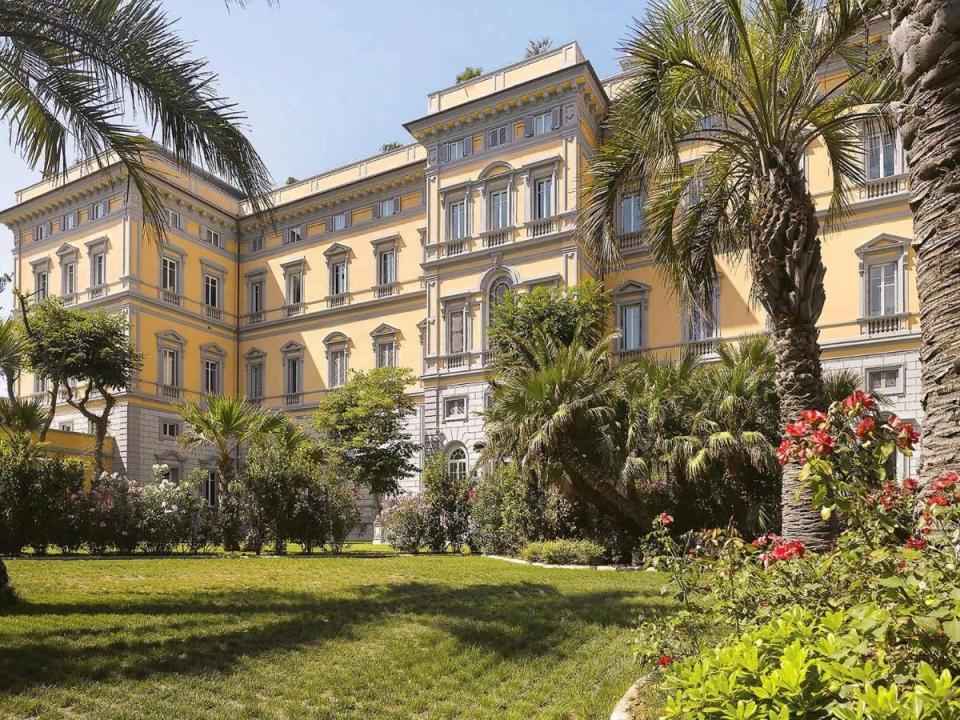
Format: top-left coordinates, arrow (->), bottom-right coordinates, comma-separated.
285,225 -> 304,244
204,274 -> 220,309
447,305 -> 465,354
620,303 -> 644,351
161,347 -> 180,388
203,471 -> 218,508
248,361 -> 264,400
487,125 -> 508,148
35,222 -> 50,242
165,209 -> 181,230
33,374 -> 47,394
489,278 -> 511,310
330,212 -> 347,232
530,108 -> 561,136
868,261 -> 897,316
448,200 -> 467,240
447,446 -> 468,482
161,257 -> 179,293
285,355 -> 302,396
534,177 -> 553,219
441,137 -> 470,163
202,227 -> 222,248
376,248 -> 396,287
375,197 -> 400,218
35,271 -> 48,299
63,262 -> 76,296
489,189 -> 509,230
161,422 -> 180,439
248,278 -> 264,320
685,288 -> 718,342
249,236 -> 264,253
286,270 -> 303,307
91,199 -> 108,220
330,259 -> 347,296
867,367 -> 901,394
620,194 -> 644,234
59,422 -> 74,432
328,348 -> 346,388
866,126 -> 899,180
92,251 -> 106,287
444,398 -> 467,420
376,340 -> 396,368
62,212 -> 78,231
203,359 -> 220,395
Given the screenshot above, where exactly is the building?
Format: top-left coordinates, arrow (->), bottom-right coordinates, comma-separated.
0,37 -> 920,531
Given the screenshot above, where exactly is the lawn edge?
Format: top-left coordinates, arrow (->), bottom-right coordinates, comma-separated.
610,673 -> 656,720
483,554 -> 647,571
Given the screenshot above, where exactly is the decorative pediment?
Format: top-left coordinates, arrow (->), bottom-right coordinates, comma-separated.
855,233 -> 911,258
370,323 -> 399,338
29,256 -> 52,270
280,256 -> 306,271
157,330 -> 187,345
323,331 -> 348,346
280,340 -> 304,354
612,280 -> 651,297
478,161 -> 514,180
323,242 -> 351,258
199,343 -> 226,357
244,347 -> 266,359
55,243 -> 79,259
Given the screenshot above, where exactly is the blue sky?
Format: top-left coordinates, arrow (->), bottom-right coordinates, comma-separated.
0,0 -> 644,312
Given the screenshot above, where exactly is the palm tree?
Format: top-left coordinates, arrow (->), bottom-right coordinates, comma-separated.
0,319 -> 26,400
0,0 -> 273,239
581,0 -> 896,547
525,38 -> 554,58
886,7 -> 960,489
177,395 -> 285,550
0,397 -> 50,439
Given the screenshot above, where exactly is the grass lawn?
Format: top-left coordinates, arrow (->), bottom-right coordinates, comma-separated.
0,548 -> 671,719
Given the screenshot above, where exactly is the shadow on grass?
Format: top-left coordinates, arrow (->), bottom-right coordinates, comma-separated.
0,578 -> 673,696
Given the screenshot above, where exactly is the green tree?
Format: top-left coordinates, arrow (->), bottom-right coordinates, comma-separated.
0,397 -> 50,439
525,37 -> 553,58
380,142 -> 403,152
488,280 -> 611,375
580,0 -> 895,547
887,3 -> 960,489
0,318 -> 26,400
311,367 -> 419,496
456,66 -> 483,83
177,395 -> 285,550
0,0 -> 272,239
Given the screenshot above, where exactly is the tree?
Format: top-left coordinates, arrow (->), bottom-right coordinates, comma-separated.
456,66 -> 483,83
488,280 -> 611,376
525,37 -> 553,57
0,318 -> 26,400
0,398 -> 50,439
17,296 -> 75,439
177,395 -> 285,550
311,367 -> 419,496
887,3 -> 960,489
0,0 -> 272,239
380,142 -> 403,152
580,0 -> 896,548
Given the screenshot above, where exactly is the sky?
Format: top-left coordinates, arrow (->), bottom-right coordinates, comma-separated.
0,0 -> 645,314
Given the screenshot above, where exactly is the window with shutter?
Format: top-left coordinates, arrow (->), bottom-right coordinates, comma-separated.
551,106 -> 562,130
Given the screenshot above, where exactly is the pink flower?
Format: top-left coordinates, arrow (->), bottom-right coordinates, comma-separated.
887,413 -> 902,430
801,409 -> 828,426
785,421 -> 809,438
929,494 -> 950,508
657,512 -> 674,526
776,439 -> 793,466
810,429 -> 837,456
854,417 -> 876,439
843,390 -> 877,413
897,424 -> 920,450
931,471 -> 958,492
903,478 -> 919,492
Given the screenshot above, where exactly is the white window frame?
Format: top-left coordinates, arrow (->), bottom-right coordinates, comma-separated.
165,208 -> 182,230
683,287 -> 720,343
62,261 -> 76,296
202,226 -> 222,248
285,268 -> 304,307
448,199 -> 468,241
159,346 -> 181,390
330,212 -> 348,232
330,258 -> 348,296
612,282 -> 651,353
328,348 -> 347,388
620,193 -> 644,235
489,189 -> 509,231
532,111 -> 553,136
443,396 -> 467,421
285,225 -> 304,245
487,125 -> 509,149
161,256 -> 180,294
865,365 -> 905,396
247,359 -> 265,400
864,123 -> 902,180
62,211 -> 78,231
446,303 -> 467,355
160,421 -> 180,440
447,445 -> 468,481
35,269 -> 48,299
203,357 -> 221,395
375,339 -> 396,368
376,247 -> 396,287
91,199 -> 108,221
203,273 -> 221,310
533,177 -> 553,220
866,260 -> 897,317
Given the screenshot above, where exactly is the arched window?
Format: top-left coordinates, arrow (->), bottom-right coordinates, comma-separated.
489,278 -> 511,308
447,446 -> 468,482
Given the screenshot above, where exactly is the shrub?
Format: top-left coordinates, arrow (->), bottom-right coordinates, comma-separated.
520,539 -> 606,565
78,472 -> 143,554
289,474 -> 362,554
138,466 -> 210,554
421,453 -> 472,553
378,495 -> 433,553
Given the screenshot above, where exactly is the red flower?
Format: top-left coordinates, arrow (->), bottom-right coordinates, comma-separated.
904,478 -> 919,492
905,537 -> 927,550
931,471 -> 958,492
854,417 -> 876,439
751,536 -> 769,549
887,413 -> 902,430
658,655 -> 674,667
776,439 -> 793,466
785,421 -> 810,437
771,540 -> 806,562
897,424 -> 921,449
843,390 -> 877,413
657,512 -> 674,526
801,409 -> 828,426
929,494 -> 950,507
810,429 -> 837,456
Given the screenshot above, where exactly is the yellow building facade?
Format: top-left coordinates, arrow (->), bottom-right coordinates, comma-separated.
1,39 -> 920,526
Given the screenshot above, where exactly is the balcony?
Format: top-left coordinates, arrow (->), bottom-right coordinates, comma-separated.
688,337 -> 720,357
88,285 -> 106,300
443,238 -> 469,257
247,311 -> 263,325
162,290 -> 181,306
481,227 -> 514,248
62,293 -> 77,306
619,231 -> 645,253
204,305 -> 222,321
159,385 -> 181,400
285,303 -> 304,318
327,294 -> 348,309
859,313 -> 909,336
374,283 -> 397,299
860,173 -> 908,200
284,392 -> 303,407
525,216 -> 558,238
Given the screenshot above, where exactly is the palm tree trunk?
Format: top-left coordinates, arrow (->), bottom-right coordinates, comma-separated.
888,0 -> 960,489
752,170 -> 831,549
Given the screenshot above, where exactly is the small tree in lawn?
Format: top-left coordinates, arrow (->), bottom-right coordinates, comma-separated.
17,295 -> 74,439
178,395 -> 286,551
59,311 -> 142,478
312,367 -> 420,498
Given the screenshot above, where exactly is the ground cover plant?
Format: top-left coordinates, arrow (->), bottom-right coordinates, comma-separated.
0,552 -> 673,720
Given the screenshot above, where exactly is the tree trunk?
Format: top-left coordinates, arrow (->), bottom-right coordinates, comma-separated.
888,0 -> 960,490
751,168 -> 831,549
217,454 -> 242,551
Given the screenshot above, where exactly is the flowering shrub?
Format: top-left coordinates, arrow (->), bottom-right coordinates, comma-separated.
138,466 -> 214,554
519,539 -> 606,565
81,472 -> 143,554
288,477 -> 362,554
421,453 -> 473,553
378,494 -> 434,553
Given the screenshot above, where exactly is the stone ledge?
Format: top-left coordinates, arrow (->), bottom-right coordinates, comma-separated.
483,554 -> 645,571
610,674 -> 655,720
